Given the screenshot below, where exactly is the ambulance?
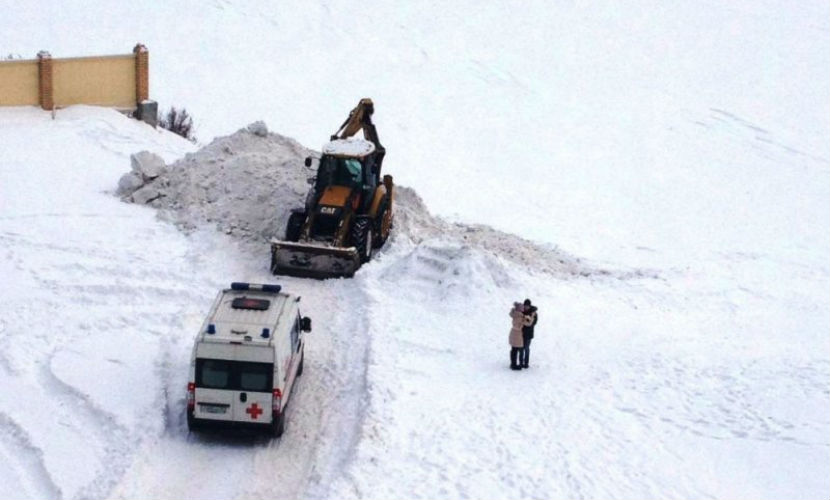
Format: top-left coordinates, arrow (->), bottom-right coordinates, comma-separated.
186,283 -> 312,437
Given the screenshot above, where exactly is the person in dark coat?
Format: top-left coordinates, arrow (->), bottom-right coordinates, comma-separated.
520,299 -> 538,368
509,302 -> 525,370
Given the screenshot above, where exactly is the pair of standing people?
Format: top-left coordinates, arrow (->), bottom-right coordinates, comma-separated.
509,299 -> 538,370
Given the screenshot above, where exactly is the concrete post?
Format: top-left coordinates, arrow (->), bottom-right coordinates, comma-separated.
37,50 -> 53,110
133,43 -> 149,104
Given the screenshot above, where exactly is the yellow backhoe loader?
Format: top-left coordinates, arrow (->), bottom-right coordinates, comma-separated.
270,99 -> 394,278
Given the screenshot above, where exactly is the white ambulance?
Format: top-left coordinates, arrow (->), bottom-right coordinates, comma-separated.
186,282 -> 312,437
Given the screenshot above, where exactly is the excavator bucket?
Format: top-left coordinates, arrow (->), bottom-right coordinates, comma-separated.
270,240 -> 360,279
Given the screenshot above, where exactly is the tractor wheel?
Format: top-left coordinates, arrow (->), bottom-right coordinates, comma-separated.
351,218 -> 373,263
285,212 -> 305,242
373,196 -> 392,248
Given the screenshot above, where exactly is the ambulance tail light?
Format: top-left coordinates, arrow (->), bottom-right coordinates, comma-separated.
187,382 -> 195,411
272,388 -> 282,416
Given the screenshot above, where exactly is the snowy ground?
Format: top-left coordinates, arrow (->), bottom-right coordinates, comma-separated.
1,1 -> 829,499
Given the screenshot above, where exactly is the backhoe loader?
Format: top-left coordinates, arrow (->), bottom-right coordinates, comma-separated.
270,99 -> 394,278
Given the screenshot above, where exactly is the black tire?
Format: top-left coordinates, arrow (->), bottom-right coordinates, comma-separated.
272,412 -> 285,437
187,412 -> 198,432
373,197 -> 391,249
351,218 -> 373,263
285,212 -> 305,242
297,348 -> 304,377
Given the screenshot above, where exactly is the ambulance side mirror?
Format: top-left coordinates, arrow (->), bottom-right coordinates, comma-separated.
301,317 -> 312,332
304,157 -> 313,168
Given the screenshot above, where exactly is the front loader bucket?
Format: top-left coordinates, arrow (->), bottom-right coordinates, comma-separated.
270,240 -> 360,279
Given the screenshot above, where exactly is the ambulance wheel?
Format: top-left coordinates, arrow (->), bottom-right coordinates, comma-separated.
272,413 -> 285,437
187,412 -> 198,432
351,218 -> 373,263
297,349 -> 304,377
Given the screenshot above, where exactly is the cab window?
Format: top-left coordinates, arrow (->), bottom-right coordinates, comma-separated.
333,158 -> 362,186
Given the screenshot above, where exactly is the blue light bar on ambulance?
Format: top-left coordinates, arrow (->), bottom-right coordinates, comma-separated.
261,328 -> 270,338
207,324 -> 216,334
230,282 -> 281,293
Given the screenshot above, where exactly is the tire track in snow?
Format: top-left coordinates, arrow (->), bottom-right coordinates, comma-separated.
0,412 -> 62,499
40,356 -> 134,499
296,277 -> 372,500
105,248 -> 374,500
229,276 -> 373,500
0,229 -> 179,270
0,319 -> 13,375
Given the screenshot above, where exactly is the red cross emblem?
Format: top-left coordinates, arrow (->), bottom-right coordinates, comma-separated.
246,403 -> 263,420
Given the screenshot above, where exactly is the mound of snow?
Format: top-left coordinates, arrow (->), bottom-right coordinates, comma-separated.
120,123 -> 316,241
381,241 -> 517,299
393,186 -> 642,279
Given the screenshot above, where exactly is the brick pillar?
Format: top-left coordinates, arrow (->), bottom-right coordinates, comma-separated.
133,43 -> 149,104
37,50 -> 53,110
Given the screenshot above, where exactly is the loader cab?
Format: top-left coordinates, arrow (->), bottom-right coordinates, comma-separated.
311,139 -> 380,221
315,155 -> 379,216
319,139 -> 376,187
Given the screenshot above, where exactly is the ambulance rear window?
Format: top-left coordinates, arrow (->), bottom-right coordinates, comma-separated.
197,359 -> 231,389
239,362 -> 272,392
231,297 -> 270,310
196,359 -> 273,392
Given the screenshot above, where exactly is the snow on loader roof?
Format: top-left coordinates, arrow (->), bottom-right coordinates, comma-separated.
322,138 -> 376,158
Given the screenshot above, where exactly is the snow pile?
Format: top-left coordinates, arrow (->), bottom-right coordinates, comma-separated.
120,122 -> 316,242
393,186 -> 645,279
380,241 -> 518,300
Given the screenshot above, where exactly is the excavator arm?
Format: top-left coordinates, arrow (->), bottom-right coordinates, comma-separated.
331,98 -> 386,173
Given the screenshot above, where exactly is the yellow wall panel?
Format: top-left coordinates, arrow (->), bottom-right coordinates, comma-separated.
0,59 -> 39,106
53,56 -> 135,109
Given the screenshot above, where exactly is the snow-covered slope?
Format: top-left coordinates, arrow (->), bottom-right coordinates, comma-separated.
1,1 -> 829,499
0,108 -> 380,499
5,1 -> 829,265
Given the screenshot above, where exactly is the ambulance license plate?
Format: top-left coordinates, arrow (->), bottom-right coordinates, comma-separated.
200,404 -> 228,414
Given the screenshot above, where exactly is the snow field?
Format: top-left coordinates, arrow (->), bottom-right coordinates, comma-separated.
339,236 -> 829,499
0,117 -> 197,497
1,0 -> 828,497
0,106 -> 379,498
1,103 -> 828,498
6,1 -> 828,263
